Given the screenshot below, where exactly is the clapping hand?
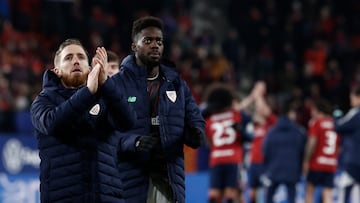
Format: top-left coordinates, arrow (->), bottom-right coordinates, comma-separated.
92,47 -> 108,86
87,47 -> 108,94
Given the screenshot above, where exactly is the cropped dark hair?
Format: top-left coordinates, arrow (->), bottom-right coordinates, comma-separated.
204,83 -> 234,113
279,97 -> 298,115
107,50 -> 119,63
313,99 -> 332,115
350,84 -> 360,96
131,16 -> 163,41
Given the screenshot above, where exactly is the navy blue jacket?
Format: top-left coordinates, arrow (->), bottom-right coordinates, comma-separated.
110,55 -> 205,203
262,116 -> 306,184
335,107 -> 360,167
30,70 -> 136,203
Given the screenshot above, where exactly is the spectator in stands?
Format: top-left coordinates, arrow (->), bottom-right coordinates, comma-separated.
105,50 -> 120,77
335,84 -> 360,203
111,16 -> 205,203
303,99 -> 340,203
262,99 -> 306,203
30,39 -> 135,202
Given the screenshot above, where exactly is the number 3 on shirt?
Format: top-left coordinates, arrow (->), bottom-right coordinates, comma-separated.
323,130 -> 338,155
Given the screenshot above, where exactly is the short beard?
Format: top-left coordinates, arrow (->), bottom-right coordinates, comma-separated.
61,74 -> 87,88
139,54 -> 160,69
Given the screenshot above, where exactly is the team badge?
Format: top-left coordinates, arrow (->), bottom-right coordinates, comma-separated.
89,104 -> 100,115
166,91 -> 177,103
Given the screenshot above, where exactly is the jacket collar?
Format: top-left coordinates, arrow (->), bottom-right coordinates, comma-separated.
42,69 -> 61,90
121,55 -> 178,82
41,69 -> 77,97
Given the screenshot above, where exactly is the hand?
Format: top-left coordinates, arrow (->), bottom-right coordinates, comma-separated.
92,47 -> 108,85
251,80 -> 266,99
87,64 -> 100,94
187,127 -> 204,146
135,135 -> 160,152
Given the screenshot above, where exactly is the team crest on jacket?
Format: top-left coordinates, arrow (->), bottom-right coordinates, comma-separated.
89,104 -> 100,115
166,91 -> 177,103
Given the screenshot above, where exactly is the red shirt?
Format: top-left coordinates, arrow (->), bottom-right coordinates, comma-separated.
250,114 -> 277,164
205,110 -> 242,167
308,116 -> 340,172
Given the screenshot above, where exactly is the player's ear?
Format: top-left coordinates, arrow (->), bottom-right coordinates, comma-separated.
131,42 -> 137,52
53,67 -> 62,77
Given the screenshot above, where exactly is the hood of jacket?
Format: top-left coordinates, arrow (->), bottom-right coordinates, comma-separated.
41,69 -> 80,98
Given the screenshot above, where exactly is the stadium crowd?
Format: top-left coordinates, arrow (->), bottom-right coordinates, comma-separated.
1,0 -> 360,132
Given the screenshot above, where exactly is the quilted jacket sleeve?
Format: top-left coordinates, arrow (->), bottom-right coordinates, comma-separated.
182,80 -> 206,148
31,87 -> 97,136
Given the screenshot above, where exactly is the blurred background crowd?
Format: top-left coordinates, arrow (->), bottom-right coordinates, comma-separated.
0,0 -> 359,144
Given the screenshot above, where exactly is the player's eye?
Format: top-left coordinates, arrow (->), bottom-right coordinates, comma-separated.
64,55 -> 72,60
142,37 -> 163,46
143,38 -> 152,44
78,54 -> 86,60
156,39 -> 163,46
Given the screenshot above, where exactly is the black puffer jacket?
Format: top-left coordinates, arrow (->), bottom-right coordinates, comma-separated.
30,70 -> 136,203
111,55 -> 205,203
